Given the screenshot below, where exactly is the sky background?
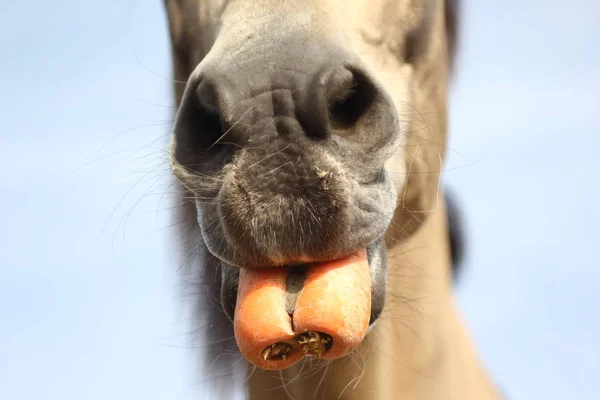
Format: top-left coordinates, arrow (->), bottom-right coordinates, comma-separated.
0,1 -> 598,399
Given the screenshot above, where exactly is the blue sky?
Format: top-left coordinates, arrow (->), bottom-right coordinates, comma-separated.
1,1 -> 598,399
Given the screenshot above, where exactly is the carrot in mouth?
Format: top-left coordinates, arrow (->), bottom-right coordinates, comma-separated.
233,250 -> 371,370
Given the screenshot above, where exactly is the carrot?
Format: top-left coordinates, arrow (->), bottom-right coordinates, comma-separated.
233,250 -> 371,370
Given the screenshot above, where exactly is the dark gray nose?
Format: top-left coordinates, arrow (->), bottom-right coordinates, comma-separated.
172,42 -> 400,266
172,50 -> 393,173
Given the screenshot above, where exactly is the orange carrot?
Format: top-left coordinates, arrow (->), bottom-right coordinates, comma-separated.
233,267 -> 303,370
233,250 -> 371,370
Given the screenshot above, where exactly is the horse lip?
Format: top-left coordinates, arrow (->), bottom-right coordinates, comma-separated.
218,239 -> 381,270
214,243 -> 379,270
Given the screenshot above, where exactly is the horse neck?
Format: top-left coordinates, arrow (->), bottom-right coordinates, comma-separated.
246,197 -> 500,400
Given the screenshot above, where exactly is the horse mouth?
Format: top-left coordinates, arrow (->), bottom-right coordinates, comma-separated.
219,237 -> 387,328
223,238 -> 387,369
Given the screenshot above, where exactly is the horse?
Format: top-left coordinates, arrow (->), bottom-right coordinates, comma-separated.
163,0 -> 500,398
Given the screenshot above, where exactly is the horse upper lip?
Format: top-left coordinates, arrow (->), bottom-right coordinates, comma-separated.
217,239 -> 381,270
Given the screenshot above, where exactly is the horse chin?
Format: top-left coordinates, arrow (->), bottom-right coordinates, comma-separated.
217,237 -> 388,333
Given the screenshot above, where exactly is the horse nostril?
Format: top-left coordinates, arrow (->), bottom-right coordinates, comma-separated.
173,76 -> 235,171
327,68 -> 376,131
297,66 -> 380,140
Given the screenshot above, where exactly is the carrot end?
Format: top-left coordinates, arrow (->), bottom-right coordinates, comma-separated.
297,331 -> 333,357
262,342 -> 293,361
